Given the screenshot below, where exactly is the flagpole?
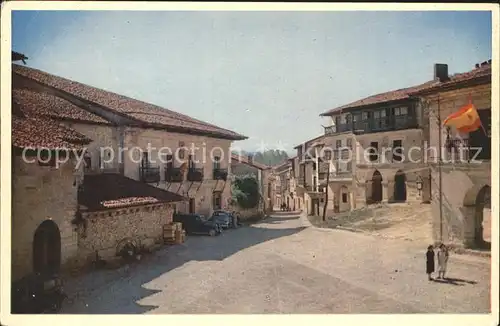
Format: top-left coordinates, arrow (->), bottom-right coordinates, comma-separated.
437,95 -> 443,243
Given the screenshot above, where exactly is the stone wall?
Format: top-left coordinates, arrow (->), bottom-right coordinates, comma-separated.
11,155 -> 79,281
123,127 -> 233,217
78,203 -> 174,262
421,83 -> 491,247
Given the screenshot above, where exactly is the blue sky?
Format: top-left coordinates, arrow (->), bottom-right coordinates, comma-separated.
12,10 -> 492,154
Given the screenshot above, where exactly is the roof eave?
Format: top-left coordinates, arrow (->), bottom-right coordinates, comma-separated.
409,75 -> 491,96
319,97 -> 418,117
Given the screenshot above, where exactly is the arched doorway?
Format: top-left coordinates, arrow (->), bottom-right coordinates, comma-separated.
474,185 -> 491,248
370,170 -> 383,203
393,170 -> 407,202
33,220 -> 61,275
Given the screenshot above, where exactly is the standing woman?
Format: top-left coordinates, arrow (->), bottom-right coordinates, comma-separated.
426,245 -> 435,281
437,244 -> 449,279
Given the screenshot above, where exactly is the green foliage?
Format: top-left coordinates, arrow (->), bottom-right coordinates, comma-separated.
231,175 -> 260,209
232,149 -> 290,167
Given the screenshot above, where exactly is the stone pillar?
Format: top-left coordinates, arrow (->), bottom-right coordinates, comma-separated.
363,181 -> 372,206
382,181 -> 389,203
387,181 -> 395,202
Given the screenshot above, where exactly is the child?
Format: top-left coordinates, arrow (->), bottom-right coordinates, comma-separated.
437,243 -> 449,279
426,245 -> 435,281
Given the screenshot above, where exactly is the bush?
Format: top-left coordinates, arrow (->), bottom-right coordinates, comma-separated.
232,175 -> 260,209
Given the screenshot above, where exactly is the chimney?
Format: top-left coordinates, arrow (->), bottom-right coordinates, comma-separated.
475,63 -> 480,69
434,63 -> 449,82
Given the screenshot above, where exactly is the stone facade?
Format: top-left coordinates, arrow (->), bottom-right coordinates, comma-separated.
353,128 -> 427,207
123,127 -> 232,217
77,203 -> 174,263
420,83 -> 491,248
11,155 -> 79,281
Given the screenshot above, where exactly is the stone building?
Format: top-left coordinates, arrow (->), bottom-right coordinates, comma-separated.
11,62 -> 246,280
319,79 -> 436,209
13,64 -> 247,218
410,60 -> 492,249
273,157 -> 302,212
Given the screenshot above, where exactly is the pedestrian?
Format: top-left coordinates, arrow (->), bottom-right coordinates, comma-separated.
426,245 -> 435,281
437,243 -> 449,279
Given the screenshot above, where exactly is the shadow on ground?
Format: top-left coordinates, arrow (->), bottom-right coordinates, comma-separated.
60,214 -> 306,314
432,277 -> 478,286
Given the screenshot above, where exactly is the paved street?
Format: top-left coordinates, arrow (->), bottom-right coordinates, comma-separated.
60,212 -> 491,314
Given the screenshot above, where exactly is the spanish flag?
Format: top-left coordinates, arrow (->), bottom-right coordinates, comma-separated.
443,103 -> 482,133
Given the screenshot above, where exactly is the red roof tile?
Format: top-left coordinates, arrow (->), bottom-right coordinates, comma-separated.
12,89 -> 110,124
320,80 -> 437,116
231,153 -> 270,170
410,62 -> 491,95
78,173 -> 186,211
12,113 -> 91,150
13,64 -> 247,140
321,61 -> 492,116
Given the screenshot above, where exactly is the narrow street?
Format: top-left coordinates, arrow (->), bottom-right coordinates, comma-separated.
60,212 -> 490,314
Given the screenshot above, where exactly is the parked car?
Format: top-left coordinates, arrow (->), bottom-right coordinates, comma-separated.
208,212 -> 232,229
173,213 -> 221,236
210,210 -> 240,228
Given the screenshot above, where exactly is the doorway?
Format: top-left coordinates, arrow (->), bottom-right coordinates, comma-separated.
393,170 -> 407,202
33,220 -> 61,275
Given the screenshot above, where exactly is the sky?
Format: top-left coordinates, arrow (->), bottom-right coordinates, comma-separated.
12,10 -> 492,154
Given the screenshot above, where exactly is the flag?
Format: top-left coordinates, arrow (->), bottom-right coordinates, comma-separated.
443,103 -> 482,133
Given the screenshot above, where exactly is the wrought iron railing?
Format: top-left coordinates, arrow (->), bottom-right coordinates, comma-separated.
165,167 -> 183,182
325,115 -> 418,135
187,168 -> 204,181
139,165 -> 160,183
213,168 -> 228,180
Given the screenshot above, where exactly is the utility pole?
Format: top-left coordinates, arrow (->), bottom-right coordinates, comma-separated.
322,159 -> 330,221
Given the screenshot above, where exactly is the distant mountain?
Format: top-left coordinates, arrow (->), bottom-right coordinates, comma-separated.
232,149 -> 289,167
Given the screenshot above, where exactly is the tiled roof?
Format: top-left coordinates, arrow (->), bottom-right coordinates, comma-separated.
13,64 -> 247,140
320,61 -> 492,116
78,173 -> 186,212
12,113 -> 91,150
409,61 -> 491,95
231,153 -> 269,170
12,89 -> 110,124
320,80 -> 437,116
293,134 -> 325,149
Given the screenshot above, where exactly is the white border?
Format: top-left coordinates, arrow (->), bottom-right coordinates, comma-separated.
1,2 -> 499,326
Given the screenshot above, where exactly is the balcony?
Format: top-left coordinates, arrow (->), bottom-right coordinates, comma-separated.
139,165 -> 160,183
165,167 -> 183,182
324,115 -> 418,135
213,168 -> 228,180
187,168 -> 204,182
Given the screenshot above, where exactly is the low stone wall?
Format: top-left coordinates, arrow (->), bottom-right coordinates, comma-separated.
76,203 -> 174,265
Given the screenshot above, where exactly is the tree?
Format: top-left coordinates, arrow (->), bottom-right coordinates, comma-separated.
232,175 -> 260,209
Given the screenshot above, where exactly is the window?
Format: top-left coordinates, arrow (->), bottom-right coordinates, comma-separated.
342,193 -> 348,203
178,141 -> 185,160
38,149 -> 57,167
392,140 -> 403,162
213,192 -> 222,210
188,154 -> 194,169
347,139 -> 352,149
346,161 -> 352,172
165,154 -> 173,169
324,150 -> 332,160
394,107 -> 408,116
336,140 -> 342,148
213,156 -> 221,170
189,198 -> 195,213
141,151 -> 150,167
83,152 -> 92,171
369,141 -> 379,162
362,112 -> 369,120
